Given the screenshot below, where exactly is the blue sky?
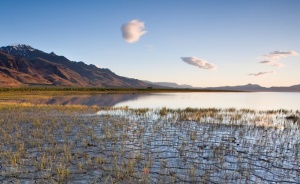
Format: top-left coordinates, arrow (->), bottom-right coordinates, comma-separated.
1,0 -> 300,87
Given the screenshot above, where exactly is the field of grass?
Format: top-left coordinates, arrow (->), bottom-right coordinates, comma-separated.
0,103 -> 300,183
0,87 -> 242,99
0,87 -> 244,106
0,87 -> 242,92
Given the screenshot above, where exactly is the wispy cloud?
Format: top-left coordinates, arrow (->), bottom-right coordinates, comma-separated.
259,50 -> 298,68
121,20 -> 147,43
249,71 -> 276,76
181,57 -> 216,70
271,63 -> 285,68
259,60 -> 274,64
145,44 -> 154,51
259,60 -> 285,68
262,50 -> 298,60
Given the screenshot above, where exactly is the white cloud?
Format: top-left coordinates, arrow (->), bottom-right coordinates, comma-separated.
262,50 -> 298,60
121,20 -> 147,43
181,57 -> 216,70
249,71 -> 276,76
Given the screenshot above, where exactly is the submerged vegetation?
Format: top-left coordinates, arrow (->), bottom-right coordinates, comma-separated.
0,103 -> 300,183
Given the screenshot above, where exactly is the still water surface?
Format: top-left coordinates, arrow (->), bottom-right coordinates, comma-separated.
115,92 -> 300,110
29,92 -> 300,110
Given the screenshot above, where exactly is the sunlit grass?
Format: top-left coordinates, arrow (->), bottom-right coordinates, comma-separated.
0,87 -> 243,103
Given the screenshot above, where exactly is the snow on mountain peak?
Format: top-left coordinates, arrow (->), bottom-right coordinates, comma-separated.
9,44 -> 35,51
0,44 -> 36,58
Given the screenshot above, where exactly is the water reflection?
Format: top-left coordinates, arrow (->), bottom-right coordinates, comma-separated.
115,92 -> 300,110
27,94 -> 145,107
26,92 -> 300,110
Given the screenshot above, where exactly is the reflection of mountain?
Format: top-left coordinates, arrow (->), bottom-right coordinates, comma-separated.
26,94 -> 145,107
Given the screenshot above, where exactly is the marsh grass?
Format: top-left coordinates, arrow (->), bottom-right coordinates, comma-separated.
0,103 -> 300,183
0,87 -> 243,104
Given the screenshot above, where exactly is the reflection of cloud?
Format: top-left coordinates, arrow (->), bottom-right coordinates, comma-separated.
263,50 -> 298,60
181,57 -> 216,70
121,20 -> 147,43
249,71 -> 275,76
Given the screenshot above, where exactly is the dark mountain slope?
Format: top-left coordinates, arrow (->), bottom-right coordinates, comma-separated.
0,45 -> 149,87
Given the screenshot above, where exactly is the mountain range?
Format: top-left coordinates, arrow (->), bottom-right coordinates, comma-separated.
0,44 -> 299,92
142,80 -> 193,88
144,82 -> 300,92
205,83 -> 300,92
0,44 -> 150,87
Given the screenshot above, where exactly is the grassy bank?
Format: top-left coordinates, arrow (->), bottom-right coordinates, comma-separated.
0,87 -> 243,93
0,87 -> 244,101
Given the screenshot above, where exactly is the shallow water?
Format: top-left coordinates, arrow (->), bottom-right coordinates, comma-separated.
2,107 -> 300,183
115,92 -> 300,110
26,92 -> 300,110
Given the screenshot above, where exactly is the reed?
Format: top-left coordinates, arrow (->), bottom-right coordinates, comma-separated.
0,102 -> 299,183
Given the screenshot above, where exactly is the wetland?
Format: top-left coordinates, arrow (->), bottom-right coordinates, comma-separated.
0,90 -> 300,183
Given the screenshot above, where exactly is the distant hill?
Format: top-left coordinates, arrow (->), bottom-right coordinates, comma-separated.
144,81 -> 300,92
0,44 -> 150,87
143,81 -> 193,88
207,83 -> 300,92
268,84 -> 300,92
206,83 -> 266,92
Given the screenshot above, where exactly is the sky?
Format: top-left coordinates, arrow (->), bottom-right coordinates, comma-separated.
1,0 -> 300,87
